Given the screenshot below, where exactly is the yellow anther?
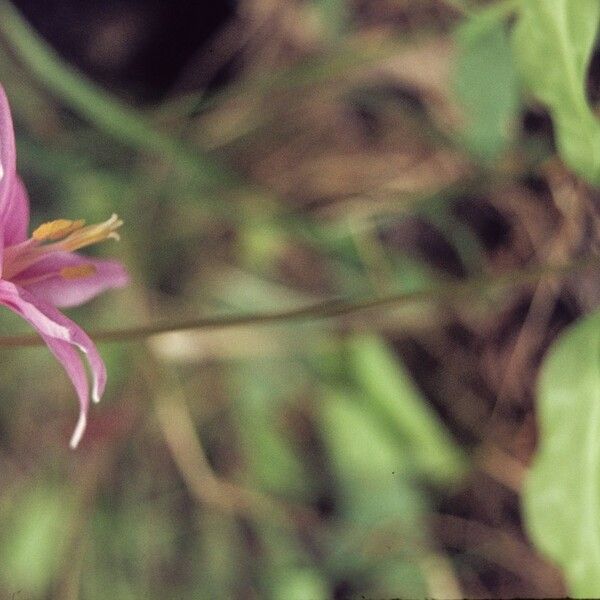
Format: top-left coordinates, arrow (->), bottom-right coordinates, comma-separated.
33,219 -> 85,241
60,214 -> 123,252
60,264 -> 97,280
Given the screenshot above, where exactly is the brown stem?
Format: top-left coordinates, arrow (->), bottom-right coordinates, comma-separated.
0,257 -> 596,348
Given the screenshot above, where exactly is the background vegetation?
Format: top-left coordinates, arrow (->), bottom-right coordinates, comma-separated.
0,0 -> 597,597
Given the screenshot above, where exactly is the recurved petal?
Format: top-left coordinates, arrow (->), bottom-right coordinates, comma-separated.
0,280 -> 107,445
4,176 -> 30,247
41,334 -> 90,448
14,251 -> 129,308
0,86 -> 16,226
0,279 -> 71,340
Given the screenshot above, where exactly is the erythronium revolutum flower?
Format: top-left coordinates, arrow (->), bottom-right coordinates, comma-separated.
0,85 -> 128,448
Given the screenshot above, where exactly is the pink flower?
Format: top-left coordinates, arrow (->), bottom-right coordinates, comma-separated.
0,86 -> 128,448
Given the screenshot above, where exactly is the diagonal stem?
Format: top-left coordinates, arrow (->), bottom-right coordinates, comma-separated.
0,0 -> 240,189
0,257 -> 596,348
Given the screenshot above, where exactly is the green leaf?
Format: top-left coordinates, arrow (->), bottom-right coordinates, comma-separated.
454,15 -> 520,159
271,568 -> 329,600
194,513 -> 243,598
231,360 -> 314,499
318,388 -> 429,597
0,485 -> 72,596
315,0 -> 348,39
511,0 -> 600,183
319,387 -> 426,523
347,335 -> 466,484
523,309 -> 600,596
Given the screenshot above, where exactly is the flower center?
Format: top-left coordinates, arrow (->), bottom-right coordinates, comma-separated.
3,214 -> 123,281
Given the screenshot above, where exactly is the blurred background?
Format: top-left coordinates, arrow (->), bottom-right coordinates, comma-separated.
0,0 -> 593,597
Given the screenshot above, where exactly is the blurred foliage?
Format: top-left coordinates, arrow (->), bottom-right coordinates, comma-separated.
0,0 -> 597,597
524,310 -> 600,596
512,0 -> 600,183
454,9 -> 519,159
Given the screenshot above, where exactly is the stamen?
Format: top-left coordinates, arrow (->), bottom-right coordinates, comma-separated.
33,219 -> 85,241
2,214 -> 124,282
59,214 -> 123,252
60,264 -> 97,280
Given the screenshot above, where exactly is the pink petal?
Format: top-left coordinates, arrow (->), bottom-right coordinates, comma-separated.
14,283 -> 107,401
41,334 -> 90,448
0,280 -> 107,446
0,86 -> 16,226
14,251 -> 129,308
0,279 -> 71,341
4,176 -> 30,247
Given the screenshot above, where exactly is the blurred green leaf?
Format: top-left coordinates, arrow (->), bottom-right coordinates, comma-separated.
320,386 -> 426,523
512,0 -> 600,182
194,513 -> 243,598
454,14 -> 519,159
315,0 -> 348,39
244,417 -> 309,496
319,388 -> 429,597
83,495 -> 179,600
255,522 -> 329,600
232,360 -> 314,499
258,522 -> 329,600
371,561 -> 428,598
523,309 -> 600,597
347,335 -> 466,484
272,568 -> 329,600
0,484 -> 72,596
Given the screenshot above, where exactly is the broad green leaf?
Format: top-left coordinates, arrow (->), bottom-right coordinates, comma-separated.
512,0 -> 600,183
454,16 -> 520,159
523,309 -> 600,596
347,335 -> 466,484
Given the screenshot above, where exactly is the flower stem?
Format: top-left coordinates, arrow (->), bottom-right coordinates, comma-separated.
0,258 -> 595,348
